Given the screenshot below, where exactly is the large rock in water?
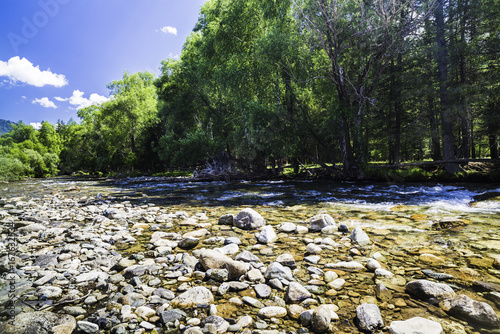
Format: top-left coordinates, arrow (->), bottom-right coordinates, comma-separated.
406,280 -> 456,300
389,317 -> 443,334
443,294 -> 499,327
309,214 -> 337,232
234,208 -> 265,230
170,286 -> 214,308
0,311 -> 76,334
356,303 -> 384,332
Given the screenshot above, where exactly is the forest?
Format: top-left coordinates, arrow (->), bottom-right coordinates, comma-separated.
0,0 -> 499,181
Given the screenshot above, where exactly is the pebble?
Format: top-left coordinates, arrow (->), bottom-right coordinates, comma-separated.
77,320 -> 100,334
254,283 -> 272,298
258,306 -> 288,318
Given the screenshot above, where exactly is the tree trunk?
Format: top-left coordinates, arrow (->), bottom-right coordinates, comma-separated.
392,55 -> 403,165
458,0 -> 470,159
435,0 -> 460,174
489,134 -> 499,159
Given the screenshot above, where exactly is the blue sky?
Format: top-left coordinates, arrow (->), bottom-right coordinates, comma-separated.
0,0 -> 207,127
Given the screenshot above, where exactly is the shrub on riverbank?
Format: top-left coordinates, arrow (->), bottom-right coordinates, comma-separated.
0,156 -> 30,181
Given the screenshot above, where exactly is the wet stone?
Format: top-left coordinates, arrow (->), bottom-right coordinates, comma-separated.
77,320 -> 99,333
255,283 -> 272,298
243,296 -> 265,308
258,306 -> 287,318
350,227 -> 370,246
443,294 -> 500,327
304,255 -> 321,264
389,317 -> 443,334
405,280 -> 455,300
309,214 -> 337,232
286,282 -> 312,303
356,303 -> 384,332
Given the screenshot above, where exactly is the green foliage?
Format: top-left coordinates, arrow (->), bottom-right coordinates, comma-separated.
0,156 -> 29,181
2,0 -> 499,180
0,121 -> 62,180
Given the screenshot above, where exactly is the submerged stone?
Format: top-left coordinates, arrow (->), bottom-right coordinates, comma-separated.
443,294 -> 499,327
389,317 -> 443,334
406,280 -> 455,300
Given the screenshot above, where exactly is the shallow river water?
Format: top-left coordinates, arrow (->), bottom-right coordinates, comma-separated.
1,176 -> 499,333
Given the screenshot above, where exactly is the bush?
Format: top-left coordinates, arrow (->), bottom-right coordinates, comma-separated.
23,149 -> 48,177
43,152 -> 60,176
0,157 -> 29,181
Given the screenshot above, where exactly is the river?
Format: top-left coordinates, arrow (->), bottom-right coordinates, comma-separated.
1,176 -> 499,333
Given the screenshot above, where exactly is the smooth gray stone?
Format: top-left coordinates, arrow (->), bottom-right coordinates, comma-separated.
356,303 -> 384,332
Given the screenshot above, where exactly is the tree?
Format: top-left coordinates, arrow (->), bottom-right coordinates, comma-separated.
77,72 -> 158,172
292,0 -> 438,177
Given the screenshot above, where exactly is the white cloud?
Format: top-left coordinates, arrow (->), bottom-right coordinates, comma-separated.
54,96 -> 69,101
0,56 -> 68,87
68,90 -> 109,110
160,26 -> 177,35
21,96 -> 26,99
30,122 -> 42,130
32,97 -> 57,109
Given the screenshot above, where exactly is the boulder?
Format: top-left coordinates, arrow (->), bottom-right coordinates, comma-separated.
235,250 -> 261,263
254,283 -> 272,298
77,321 -> 99,333
366,258 -> 382,271
276,253 -> 296,268
278,222 -> 297,233
234,208 -> 265,230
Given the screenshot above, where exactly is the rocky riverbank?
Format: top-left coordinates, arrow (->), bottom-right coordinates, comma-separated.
0,187 -> 499,334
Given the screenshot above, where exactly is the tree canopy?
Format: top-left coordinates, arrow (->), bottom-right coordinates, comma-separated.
1,0 -> 499,181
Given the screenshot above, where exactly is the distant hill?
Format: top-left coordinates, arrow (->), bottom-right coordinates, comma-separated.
0,119 -> 15,135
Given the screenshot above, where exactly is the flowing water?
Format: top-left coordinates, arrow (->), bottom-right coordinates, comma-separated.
1,176 -> 499,332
